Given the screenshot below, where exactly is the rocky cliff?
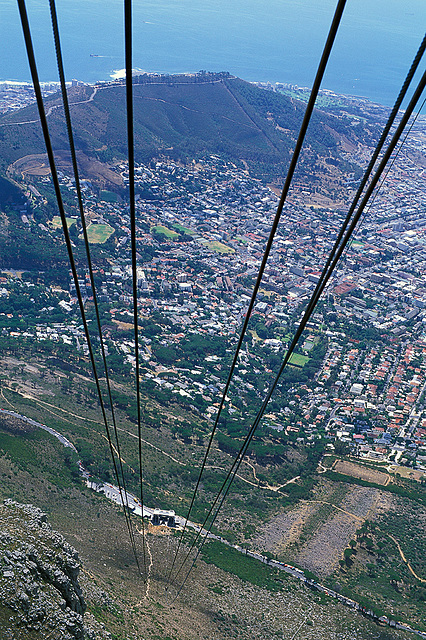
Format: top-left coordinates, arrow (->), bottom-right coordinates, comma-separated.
0,500 -> 111,640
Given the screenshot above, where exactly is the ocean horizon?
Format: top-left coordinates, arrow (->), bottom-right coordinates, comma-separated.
1,0 -> 425,107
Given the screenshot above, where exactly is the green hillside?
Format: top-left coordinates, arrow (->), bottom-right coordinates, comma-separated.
0,72 -> 377,185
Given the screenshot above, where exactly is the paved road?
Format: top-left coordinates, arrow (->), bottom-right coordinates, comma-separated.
0,84 -> 100,127
0,408 -> 77,452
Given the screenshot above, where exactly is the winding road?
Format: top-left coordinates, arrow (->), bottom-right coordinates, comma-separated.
0,84 -> 101,127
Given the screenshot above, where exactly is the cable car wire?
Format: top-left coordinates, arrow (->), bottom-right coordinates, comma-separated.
47,0 -> 143,575
167,30 -> 425,588
293,32 -> 426,334
169,69 -> 426,598
166,0 -> 348,587
17,0 -> 142,576
339,97 -> 426,270
124,0 -> 148,576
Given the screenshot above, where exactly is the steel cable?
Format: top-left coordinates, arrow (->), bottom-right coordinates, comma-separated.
47,0 -> 144,574
124,0 -> 148,576
169,69 -> 426,599
17,0 -> 142,575
166,0 -> 348,587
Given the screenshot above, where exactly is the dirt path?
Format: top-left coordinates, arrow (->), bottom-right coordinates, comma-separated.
388,534 -> 426,583
5,388 -> 101,423
290,605 -> 314,640
242,459 -> 300,491
317,459 -> 329,474
2,386 -> 135,471
136,524 -> 153,601
2,386 -> 303,501
0,388 -> 15,409
302,500 -> 364,522
4,386 -> 190,469
0,84 -> 101,127
224,80 -> 281,153
204,464 -> 262,489
116,426 -> 187,467
4,386 -> 301,494
218,447 -> 300,492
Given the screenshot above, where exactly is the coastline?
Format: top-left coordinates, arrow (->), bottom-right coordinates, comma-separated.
0,72 -> 391,113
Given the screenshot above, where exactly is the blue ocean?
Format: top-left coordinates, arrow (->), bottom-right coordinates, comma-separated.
1,0 -> 425,106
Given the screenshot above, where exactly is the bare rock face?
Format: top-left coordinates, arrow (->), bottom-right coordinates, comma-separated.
0,500 -> 111,640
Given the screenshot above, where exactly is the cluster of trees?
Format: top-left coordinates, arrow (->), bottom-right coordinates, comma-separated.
0,176 -> 24,207
153,333 -> 228,368
0,214 -> 69,273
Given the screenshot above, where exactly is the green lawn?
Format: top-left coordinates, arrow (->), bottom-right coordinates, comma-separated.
172,223 -> 195,236
50,216 -> 76,229
206,240 -> 234,254
289,353 -> 310,367
84,223 -> 115,244
151,225 -> 178,239
100,190 -> 119,203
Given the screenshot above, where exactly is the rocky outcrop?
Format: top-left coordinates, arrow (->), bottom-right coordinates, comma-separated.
0,500 -> 111,640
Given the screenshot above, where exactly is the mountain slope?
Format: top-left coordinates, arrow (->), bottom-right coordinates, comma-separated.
0,73 -> 377,186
